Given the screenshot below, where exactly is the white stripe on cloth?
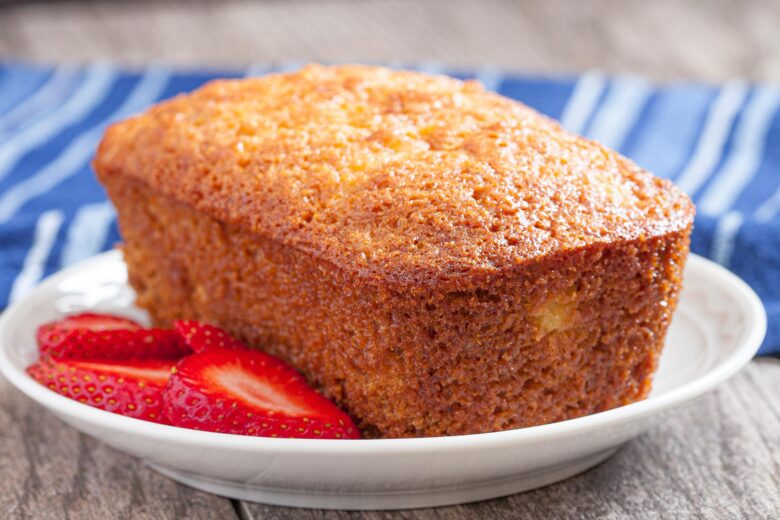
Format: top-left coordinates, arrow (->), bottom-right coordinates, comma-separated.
415,62 -> 445,75
674,81 -> 749,196
9,209 -> 64,303
584,75 -> 653,151
0,66 -> 78,134
0,63 -> 116,184
697,86 -> 780,216
282,61 -> 307,72
60,202 -> 116,267
710,210 -> 745,267
248,62 -> 304,76
0,67 -> 171,225
245,64 -> 271,77
474,66 -> 502,93
754,186 -> 780,222
558,71 -> 606,135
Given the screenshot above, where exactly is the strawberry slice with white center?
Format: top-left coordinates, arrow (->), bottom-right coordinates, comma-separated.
163,349 -> 359,439
37,313 -> 191,360
173,320 -> 248,353
37,312 -> 140,342
27,358 -> 175,423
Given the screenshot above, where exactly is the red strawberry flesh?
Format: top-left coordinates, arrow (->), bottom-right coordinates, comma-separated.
71,359 -> 173,386
37,313 -> 140,342
164,349 -> 359,439
27,358 -> 174,423
37,313 -> 190,360
29,314 -> 360,438
173,320 -> 248,353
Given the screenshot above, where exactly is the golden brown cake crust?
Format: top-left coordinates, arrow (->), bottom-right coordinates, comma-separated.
95,65 -> 695,438
94,64 -> 693,286
103,176 -> 691,438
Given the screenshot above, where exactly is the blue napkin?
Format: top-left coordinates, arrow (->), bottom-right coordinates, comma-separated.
0,62 -> 776,355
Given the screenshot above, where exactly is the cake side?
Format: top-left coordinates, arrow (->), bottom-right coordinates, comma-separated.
94,65 -> 694,437
103,174 -> 690,438
94,64 -> 694,286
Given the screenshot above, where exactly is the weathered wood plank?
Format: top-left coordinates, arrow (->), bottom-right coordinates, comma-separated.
0,0 -> 779,83
0,375 -> 237,520
240,359 -> 780,519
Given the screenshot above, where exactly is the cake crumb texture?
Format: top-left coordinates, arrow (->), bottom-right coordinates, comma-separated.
95,64 -> 692,285
95,65 -> 694,437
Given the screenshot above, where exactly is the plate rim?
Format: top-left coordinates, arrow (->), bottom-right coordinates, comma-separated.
0,251 -> 767,454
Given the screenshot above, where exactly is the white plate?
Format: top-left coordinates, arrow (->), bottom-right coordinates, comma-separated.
0,251 -> 766,510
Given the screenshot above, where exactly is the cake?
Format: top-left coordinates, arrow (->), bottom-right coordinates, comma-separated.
94,65 -> 694,438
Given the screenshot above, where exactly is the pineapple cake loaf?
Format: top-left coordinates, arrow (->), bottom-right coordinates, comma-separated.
94,65 -> 694,438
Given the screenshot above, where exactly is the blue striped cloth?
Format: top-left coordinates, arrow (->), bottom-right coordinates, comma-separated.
0,62 -> 777,355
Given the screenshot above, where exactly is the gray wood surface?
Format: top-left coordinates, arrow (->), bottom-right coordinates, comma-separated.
1,1 -> 779,518
1,0 -> 780,83
0,374 -> 238,520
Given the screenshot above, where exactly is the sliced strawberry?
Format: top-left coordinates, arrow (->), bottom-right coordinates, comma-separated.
27,358 -> 175,423
37,313 -> 190,360
37,312 -> 140,344
173,320 -> 248,353
163,349 -> 359,439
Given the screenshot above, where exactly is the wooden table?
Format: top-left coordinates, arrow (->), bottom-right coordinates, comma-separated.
1,1 -> 779,518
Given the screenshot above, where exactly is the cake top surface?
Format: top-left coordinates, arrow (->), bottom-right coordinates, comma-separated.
95,64 -> 694,284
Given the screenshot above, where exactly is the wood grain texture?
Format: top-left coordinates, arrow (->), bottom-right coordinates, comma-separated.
0,375 -> 238,520
0,0 -> 779,518
0,0 -> 779,82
